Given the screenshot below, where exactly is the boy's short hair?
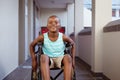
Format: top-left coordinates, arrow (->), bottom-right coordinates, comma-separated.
49,15 -> 58,19
48,15 -> 61,24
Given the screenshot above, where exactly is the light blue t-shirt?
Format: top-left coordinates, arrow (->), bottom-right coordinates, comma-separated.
42,32 -> 65,57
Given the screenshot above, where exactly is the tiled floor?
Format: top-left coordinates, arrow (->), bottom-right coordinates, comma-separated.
3,57 -> 104,80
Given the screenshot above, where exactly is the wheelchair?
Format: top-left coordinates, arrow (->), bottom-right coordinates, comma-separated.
31,42 -> 76,80
31,27 -> 76,80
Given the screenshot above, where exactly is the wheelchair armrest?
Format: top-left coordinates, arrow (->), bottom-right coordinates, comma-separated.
35,42 -> 43,55
65,42 -> 72,48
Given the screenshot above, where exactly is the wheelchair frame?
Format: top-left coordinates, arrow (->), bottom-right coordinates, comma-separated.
31,42 -> 76,80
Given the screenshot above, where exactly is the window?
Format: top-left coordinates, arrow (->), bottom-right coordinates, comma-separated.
112,9 -> 116,17
119,9 -> 120,17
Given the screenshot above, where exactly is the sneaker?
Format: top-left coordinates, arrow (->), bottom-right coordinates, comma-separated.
32,71 -> 37,80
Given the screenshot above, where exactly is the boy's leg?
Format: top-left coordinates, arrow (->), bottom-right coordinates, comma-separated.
40,54 -> 50,80
63,54 -> 72,80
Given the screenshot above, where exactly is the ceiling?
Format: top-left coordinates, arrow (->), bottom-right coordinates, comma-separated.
35,0 -> 74,9
35,0 -> 120,9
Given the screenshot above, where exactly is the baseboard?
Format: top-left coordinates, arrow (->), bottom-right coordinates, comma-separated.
102,74 -> 111,80
90,71 -> 111,80
76,57 -> 111,80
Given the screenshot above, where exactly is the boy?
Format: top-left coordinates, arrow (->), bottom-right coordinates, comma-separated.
30,15 -> 75,80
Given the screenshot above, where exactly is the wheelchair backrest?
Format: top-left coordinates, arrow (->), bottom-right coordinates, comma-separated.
40,26 -> 65,34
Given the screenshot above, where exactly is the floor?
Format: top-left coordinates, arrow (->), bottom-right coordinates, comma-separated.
3,57 -> 104,80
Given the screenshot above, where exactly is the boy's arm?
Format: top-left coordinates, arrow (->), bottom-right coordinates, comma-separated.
63,34 -> 75,64
30,35 -> 44,60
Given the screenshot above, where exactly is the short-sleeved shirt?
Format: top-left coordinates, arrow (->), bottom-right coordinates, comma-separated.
42,32 -> 65,57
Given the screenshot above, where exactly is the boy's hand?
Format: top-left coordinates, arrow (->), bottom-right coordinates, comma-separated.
72,58 -> 75,69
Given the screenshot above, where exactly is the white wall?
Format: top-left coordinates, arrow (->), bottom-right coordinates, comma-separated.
74,0 -> 84,56
27,0 -> 34,57
91,0 -> 112,72
103,32 -> 120,80
0,0 -> 19,79
19,0 -> 26,65
28,0 -> 34,42
40,8 -> 67,34
78,35 -> 92,66
67,3 -> 74,35
84,7 -> 92,27
77,30 -> 120,80
35,8 -> 41,38
25,0 -> 33,60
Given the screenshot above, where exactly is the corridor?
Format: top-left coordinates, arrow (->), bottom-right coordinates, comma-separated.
1,0 -> 120,80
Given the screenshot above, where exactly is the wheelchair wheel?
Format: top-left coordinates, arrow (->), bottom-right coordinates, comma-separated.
31,70 -> 37,80
72,69 -> 76,80
72,71 -> 76,80
38,69 -> 42,80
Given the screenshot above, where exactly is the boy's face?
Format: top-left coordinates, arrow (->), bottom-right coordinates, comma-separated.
47,17 -> 60,33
